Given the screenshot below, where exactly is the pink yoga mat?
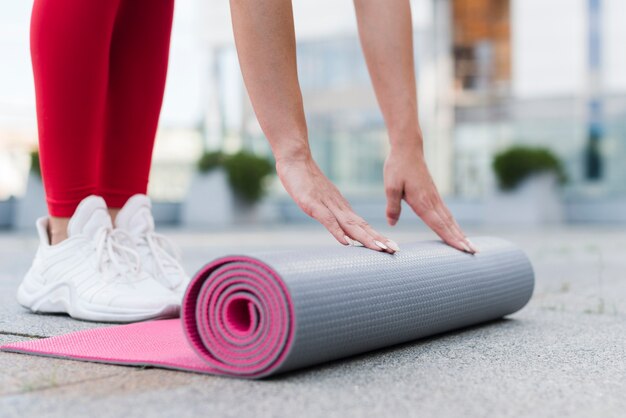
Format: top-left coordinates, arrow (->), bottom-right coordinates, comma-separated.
4,256 -> 294,377
2,238 -> 535,378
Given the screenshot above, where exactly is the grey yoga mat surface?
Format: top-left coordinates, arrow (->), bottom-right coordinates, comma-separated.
1,237 -> 534,378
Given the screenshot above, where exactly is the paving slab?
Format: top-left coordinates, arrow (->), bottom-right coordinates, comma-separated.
1,310 -> 624,418
1,225 -> 625,417
0,335 -> 131,398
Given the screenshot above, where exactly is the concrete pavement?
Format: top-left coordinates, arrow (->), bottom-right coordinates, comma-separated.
0,225 -> 625,417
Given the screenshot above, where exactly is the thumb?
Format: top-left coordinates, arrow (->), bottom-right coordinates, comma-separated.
385,185 -> 403,226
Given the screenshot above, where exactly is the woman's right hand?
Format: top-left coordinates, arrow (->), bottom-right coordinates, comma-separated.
276,154 -> 400,253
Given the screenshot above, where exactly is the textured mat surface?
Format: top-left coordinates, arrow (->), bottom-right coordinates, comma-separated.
1,237 -> 534,378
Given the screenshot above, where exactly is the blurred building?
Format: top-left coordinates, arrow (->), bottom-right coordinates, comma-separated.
2,0 -> 626,222
199,0 -> 626,206
198,0 -> 454,197
0,1 -> 37,199
452,0 -> 626,202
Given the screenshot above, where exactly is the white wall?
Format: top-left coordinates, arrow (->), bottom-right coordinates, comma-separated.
202,0 -> 433,45
603,0 -> 626,93
161,0 -> 208,127
512,0 -> 586,98
0,0 -> 207,130
0,1 -> 36,129
512,0 -> 626,98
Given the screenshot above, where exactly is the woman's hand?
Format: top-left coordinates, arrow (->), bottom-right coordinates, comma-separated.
384,142 -> 478,253
276,154 -> 400,253
230,0 -> 396,253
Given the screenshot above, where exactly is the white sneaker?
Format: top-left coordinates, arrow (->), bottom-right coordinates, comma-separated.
115,194 -> 190,298
17,195 -> 180,322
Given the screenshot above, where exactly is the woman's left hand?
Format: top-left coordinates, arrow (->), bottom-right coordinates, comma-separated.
383,142 -> 478,254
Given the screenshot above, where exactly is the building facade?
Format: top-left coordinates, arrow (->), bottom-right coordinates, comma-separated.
2,0 -> 626,222
452,0 -> 626,201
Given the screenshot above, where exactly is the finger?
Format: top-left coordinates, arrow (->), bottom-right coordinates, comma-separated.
406,192 -> 471,253
385,185 -> 403,226
321,195 -> 384,252
410,202 -> 470,253
433,200 -> 467,244
344,222 -> 384,252
435,196 -> 464,235
435,199 -> 478,253
360,223 -> 400,253
423,209 -> 470,253
309,203 -> 350,246
333,211 -> 386,253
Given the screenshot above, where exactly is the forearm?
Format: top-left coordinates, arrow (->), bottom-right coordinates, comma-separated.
229,0 -> 310,163
353,0 -> 422,150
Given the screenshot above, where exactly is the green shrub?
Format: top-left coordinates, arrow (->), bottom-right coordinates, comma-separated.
223,151 -> 274,204
30,150 -> 41,177
196,151 -> 225,173
196,149 -> 274,204
493,146 -> 566,191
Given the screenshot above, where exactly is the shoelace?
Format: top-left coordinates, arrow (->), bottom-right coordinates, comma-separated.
94,227 -> 141,283
139,231 -> 185,289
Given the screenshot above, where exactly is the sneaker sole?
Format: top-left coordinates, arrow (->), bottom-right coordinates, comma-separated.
17,278 -> 180,323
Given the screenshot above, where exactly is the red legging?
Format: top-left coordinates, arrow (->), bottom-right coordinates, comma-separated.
31,0 -> 174,217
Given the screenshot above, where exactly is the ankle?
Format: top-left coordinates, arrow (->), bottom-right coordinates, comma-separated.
108,208 -> 121,225
48,216 -> 70,245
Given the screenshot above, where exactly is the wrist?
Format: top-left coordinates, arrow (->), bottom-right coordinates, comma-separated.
388,128 -> 424,154
273,139 -> 312,166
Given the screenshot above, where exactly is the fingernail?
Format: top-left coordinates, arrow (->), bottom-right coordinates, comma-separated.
344,235 -> 352,246
374,240 -> 388,250
466,239 -> 480,253
385,240 -> 400,252
459,241 -> 472,253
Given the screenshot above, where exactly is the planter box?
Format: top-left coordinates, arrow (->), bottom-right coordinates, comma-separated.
152,201 -> 181,225
485,174 -> 564,225
182,170 -> 280,227
182,170 -> 235,227
233,195 -> 280,225
0,197 -> 15,229
564,197 -> 626,223
14,173 -> 47,230
277,196 -> 484,226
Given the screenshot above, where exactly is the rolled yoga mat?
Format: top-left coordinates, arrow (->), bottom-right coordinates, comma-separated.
2,237 -> 534,378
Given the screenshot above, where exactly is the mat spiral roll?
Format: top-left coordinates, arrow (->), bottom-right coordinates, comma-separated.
1,237 -> 534,378
181,237 -> 534,378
